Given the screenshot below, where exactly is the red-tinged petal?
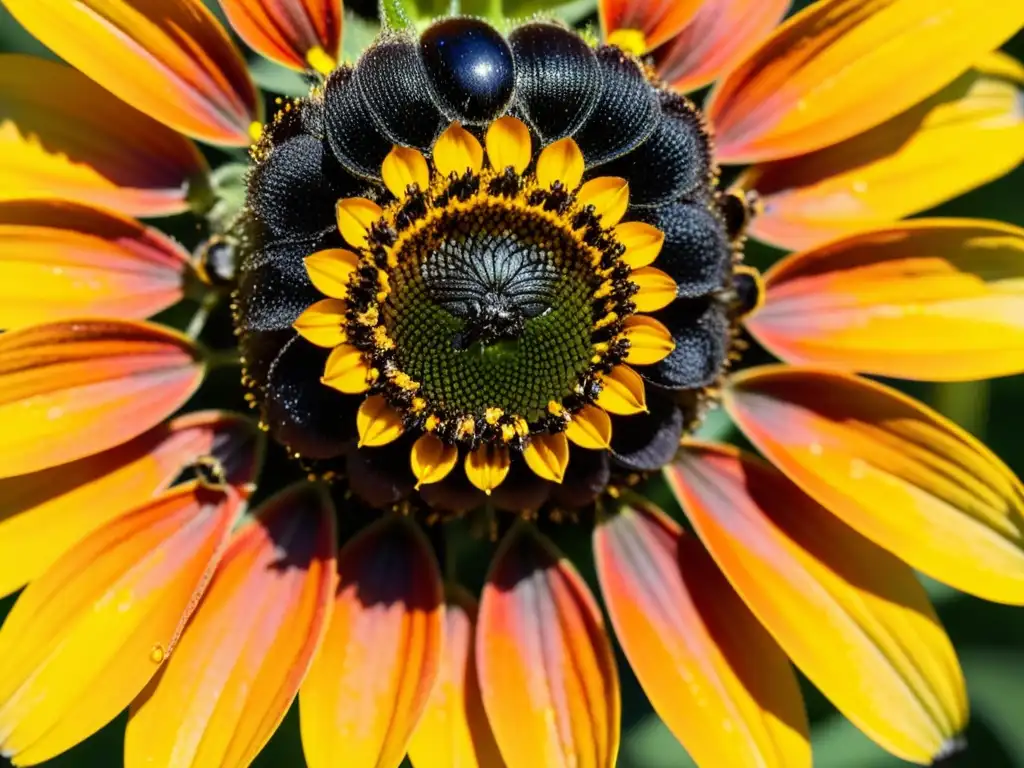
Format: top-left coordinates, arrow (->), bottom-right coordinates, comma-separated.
724,367 -> 1024,605
594,501 -> 810,767
744,55 -> 1024,249
407,585 -> 505,768
0,55 -> 209,216
218,0 -> 342,73
0,200 -> 191,329
748,220 -> 1024,381
666,443 -> 968,764
3,0 -> 261,146
0,320 -> 206,479
600,0 -> 703,52
652,0 -> 790,93
125,482 -> 337,768
0,482 -> 239,766
707,0 -> 1024,163
300,515 -> 443,768
0,410 -> 261,599
477,522 -> 619,768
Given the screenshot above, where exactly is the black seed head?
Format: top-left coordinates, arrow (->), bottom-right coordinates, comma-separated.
420,18 -> 515,124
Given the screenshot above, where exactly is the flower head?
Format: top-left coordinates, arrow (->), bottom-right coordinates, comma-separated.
0,0 -> 1022,767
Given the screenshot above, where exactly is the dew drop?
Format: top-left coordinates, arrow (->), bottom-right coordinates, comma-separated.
150,644 -> 166,664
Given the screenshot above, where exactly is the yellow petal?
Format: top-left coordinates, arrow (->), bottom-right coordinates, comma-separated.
293,299 -> 349,348
218,0 -> 342,73
622,315 -> 675,365
614,221 -> 665,269
433,123 -> 484,178
535,137 -> 585,191
382,145 -> 430,199
0,411 -> 260,600
322,343 -> 373,394
577,177 -> 630,227
3,0 -> 261,146
407,586 -> 505,768
565,404 -> 613,450
336,198 -> 383,250
725,367 -> 1024,604
465,444 -> 511,495
0,482 -> 238,766
707,0 -> 1024,163
411,433 -> 459,489
595,365 -> 647,416
300,516 -> 443,768
594,500 -> 811,768
748,219 -> 1024,381
304,248 -> 361,299
126,483 -> 337,768
667,443 -> 968,764
744,53 -> 1024,249
485,116 -> 532,174
0,320 -> 205,479
0,55 -> 208,216
630,267 -> 678,312
357,395 -> 405,447
523,432 -> 570,484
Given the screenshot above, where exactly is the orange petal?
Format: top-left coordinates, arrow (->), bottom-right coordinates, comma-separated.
0,200 -> 190,329
217,0 -> 342,73
600,0 -> 702,52
477,522 -> 620,768
595,365 -> 647,416
707,0 -> 1024,163
300,515 -> 443,768
0,55 -> 209,216
666,443 -> 968,764
744,54 -> 1024,249
0,410 -> 260,599
0,320 -> 205,479
0,482 -> 239,766
406,585 -> 506,768
652,0 -> 790,93
725,367 -> 1024,604
126,482 -> 337,768
523,432 -> 570,484
748,219 -> 1024,381
594,501 -> 810,767
3,0 -> 260,146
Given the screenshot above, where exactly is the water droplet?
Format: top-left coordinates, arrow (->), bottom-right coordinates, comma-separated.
809,442 -> 823,456
150,644 -> 166,664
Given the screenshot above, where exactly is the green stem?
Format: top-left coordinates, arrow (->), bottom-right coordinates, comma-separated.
186,292 -> 221,341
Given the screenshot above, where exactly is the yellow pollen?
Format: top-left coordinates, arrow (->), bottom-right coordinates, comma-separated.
485,407 -> 504,425
358,307 -> 379,326
458,417 -> 476,437
547,400 -> 565,416
425,414 -> 441,432
515,417 -> 530,437
305,45 -> 337,76
248,121 -> 264,143
411,397 -> 427,413
607,28 -> 648,56
501,424 -> 516,442
594,312 -> 619,331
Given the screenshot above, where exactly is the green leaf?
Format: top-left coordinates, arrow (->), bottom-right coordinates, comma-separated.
380,0 -> 419,30
342,12 -> 382,64
504,0 -> 598,25
247,57 -> 310,98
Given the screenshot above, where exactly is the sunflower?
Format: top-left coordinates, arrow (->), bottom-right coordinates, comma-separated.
0,0 -> 1022,766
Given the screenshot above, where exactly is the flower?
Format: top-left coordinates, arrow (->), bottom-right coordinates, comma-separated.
0,0 -> 1021,767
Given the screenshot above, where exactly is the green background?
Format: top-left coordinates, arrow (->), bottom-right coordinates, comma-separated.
0,0 -> 1022,765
